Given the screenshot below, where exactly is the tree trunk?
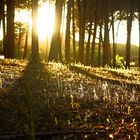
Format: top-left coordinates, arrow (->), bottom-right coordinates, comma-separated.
6,0 -> 15,58
86,19 -> 92,66
125,0 -> 134,69
31,0 -> 39,61
49,0 -> 63,62
111,12 -> 116,68
65,0 -> 72,64
138,9 -> 140,68
91,0 -> 98,66
97,0 -> 103,67
98,21 -> 103,67
102,0 -> 110,67
23,27 -> 28,59
72,0 -> 76,62
1,0 -> 6,57
18,24 -> 22,59
77,0 -> 86,64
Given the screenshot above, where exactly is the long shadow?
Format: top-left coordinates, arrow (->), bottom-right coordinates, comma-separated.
0,58 -> 51,139
69,65 -> 140,91
1,60 -> 140,140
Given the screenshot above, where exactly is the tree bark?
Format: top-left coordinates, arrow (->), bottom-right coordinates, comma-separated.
65,0 -> 72,64
0,0 -> 6,56
18,24 -> 22,59
125,0 -> 134,69
102,0 -> 110,67
111,12 -> 116,68
49,0 -> 63,62
23,27 -> 28,59
139,9 -> 140,68
91,0 -> 98,66
98,20 -> 103,67
86,19 -> 92,66
72,0 -> 76,62
6,0 -> 15,58
31,0 -> 39,61
77,0 -> 86,64
97,0 -> 104,67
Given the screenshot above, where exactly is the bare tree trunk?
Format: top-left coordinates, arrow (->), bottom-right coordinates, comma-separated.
91,0 -> 98,66
77,0 -> 86,64
125,0 -> 134,69
111,12 -> 116,68
31,0 -> 39,61
2,0 -> 6,57
23,27 -> 28,59
6,0 -> 15,58
65,0 -> 72,64
102,0 -> 110,67
49,0 -> 63,62
139,10 -> 140,68
98,21 -> 103,67
72,0 -> 76,62
18,24 -> 22,59
98,0 -> 103,67
86,19 -> 92,66
76,0 -> 81,62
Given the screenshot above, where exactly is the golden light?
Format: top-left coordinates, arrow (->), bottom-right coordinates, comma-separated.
15,2 -> 55,42
37,2 -> 55,41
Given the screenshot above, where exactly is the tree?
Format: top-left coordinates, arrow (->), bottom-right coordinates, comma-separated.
76,0 -> 86,64
49,0 -> 64,62
125,0 -> 134,69
102,0 -> 110,67
97,0 -> 104,67
5,0 -> 15,58
139,8 -> 140,68
111,12 -> 116,68
65,0 -> 72,64
72,0 -> 76,62
31,0 -> 39,61
98,18 -> 103,67
91,0 -> 98,66
85,17 -> 92,65
0,0 -> 6,56
23,26 -> 29,59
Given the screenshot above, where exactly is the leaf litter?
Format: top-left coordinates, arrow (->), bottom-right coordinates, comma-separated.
0,59 -> 140,139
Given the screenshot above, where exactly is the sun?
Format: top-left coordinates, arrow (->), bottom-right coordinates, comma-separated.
37,2 -> 55,41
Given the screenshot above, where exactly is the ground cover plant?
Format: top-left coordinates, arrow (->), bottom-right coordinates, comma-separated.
0,59 -> 140,139
70,64 -> 140,91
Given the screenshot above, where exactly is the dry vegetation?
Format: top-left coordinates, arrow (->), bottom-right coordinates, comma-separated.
0,59 -> 140,139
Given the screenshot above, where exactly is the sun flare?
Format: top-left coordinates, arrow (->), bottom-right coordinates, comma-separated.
37,3 -> 55,41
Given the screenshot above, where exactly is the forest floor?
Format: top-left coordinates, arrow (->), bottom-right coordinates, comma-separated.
0,59 -> 140,140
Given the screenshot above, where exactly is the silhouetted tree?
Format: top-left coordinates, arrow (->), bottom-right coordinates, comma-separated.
5,0 -> 15,58
65,0 -> 72,64
111,12 -> 116,68
23,26 -> 28,59
102,0 -> 110,67
31,0 -> 39,61
98,18 -> 103,67
0,0 -> 6,56
139,9 -> 140,68
125,0 -> 134,69
49,0 -> 64,62
85,17 -> 92,65
91,0 -> 98,66
72,0 -> 76,62
77,0 -> 86,64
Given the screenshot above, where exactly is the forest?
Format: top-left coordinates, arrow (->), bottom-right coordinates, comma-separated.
0,0 -> 140,139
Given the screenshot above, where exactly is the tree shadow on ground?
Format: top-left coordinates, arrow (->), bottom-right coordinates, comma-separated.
0,58 -> 51,138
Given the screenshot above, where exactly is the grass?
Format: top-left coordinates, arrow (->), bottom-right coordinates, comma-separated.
0,59 -> 140,139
